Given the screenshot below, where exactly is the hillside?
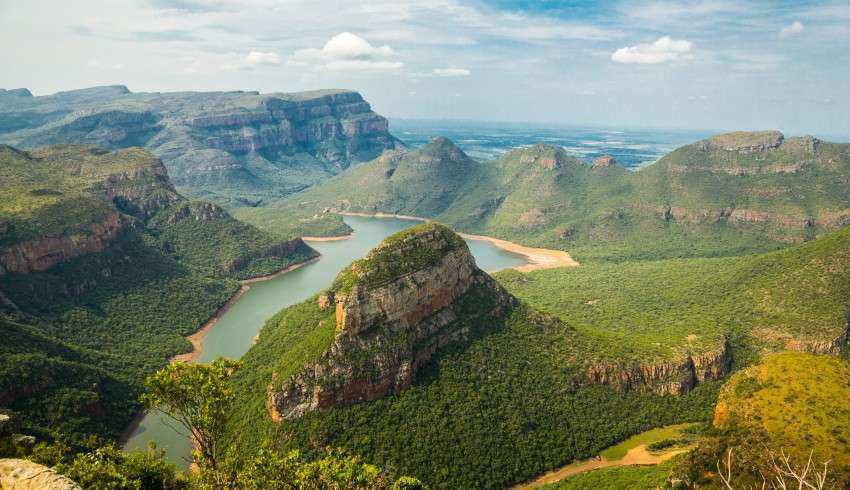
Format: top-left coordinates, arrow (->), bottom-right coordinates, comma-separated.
229,223 -> 721,488
0,144 -> 316,441
250,131 -> 850,261
672,352 -> 850,488
0,86 -> 403,207
227,219 -> 850,488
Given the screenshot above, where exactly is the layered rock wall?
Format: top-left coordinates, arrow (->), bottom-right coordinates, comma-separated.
586,340 -> 732,395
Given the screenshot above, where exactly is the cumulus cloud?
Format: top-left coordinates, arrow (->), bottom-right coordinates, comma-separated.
244,51 -> 280,66
433,67 -> 470,77
611,36 -> 693,64
290,32 -> 402,71
779,20 -> 804,37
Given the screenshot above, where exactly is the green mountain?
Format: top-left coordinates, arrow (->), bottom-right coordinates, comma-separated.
228,218 -> 850,488
0,144 -> 316,441
247,131 -> 850,261
0,86 -> 403,207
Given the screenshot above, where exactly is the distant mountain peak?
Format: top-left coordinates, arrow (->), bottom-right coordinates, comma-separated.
416,136 -> 473,163
0,88 -> 32,97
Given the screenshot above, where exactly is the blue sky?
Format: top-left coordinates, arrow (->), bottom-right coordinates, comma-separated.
1,0 -> 849,137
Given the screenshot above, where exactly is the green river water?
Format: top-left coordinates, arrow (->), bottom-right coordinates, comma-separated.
123,215 -> 528,465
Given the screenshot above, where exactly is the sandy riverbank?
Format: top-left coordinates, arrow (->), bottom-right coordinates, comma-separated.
512,444 -> 691,488
302,235 -> 352,241
337,211 -> 579,271
171,257 -> 319,363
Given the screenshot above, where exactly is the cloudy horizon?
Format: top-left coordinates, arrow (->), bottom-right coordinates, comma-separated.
2,0 -> 849,138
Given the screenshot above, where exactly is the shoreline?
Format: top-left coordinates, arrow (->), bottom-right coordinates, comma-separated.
337,211 -> 578,271
172,257 -> 319,363
302,235 -> 352,242
119,257 -> 319,449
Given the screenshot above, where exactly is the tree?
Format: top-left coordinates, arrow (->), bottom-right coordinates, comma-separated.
141,358 -> 242,471
717,447 -> 832,490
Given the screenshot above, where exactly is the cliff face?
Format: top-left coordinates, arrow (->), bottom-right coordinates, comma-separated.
0,212 -> 124,275
0,87 -> 403,205
585,340 -> 732,395
267,223 -> 515,419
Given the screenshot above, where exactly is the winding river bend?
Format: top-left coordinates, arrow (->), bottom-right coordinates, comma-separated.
123,215 -> 529,465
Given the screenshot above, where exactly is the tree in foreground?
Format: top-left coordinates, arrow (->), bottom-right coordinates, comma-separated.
142,358 -> 427,489
142,358 -> 241,472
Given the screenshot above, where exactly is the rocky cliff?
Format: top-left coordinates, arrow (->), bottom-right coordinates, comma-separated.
0,459 -> 81,490
267,223 -> 515,419
0,87 -> 403,205
585,340 -> 733,395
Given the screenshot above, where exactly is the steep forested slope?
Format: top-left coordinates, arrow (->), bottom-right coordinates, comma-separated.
0,144 -> 316,441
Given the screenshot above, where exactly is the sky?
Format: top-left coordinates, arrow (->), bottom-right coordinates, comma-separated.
1,0 -> 849,137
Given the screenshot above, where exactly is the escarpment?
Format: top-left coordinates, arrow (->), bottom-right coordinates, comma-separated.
267,223 -> 515,420
0,87 -> 403,204
585,340 -> 733,395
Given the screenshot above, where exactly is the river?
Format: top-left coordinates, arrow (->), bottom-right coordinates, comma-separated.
123,215 -> 529,465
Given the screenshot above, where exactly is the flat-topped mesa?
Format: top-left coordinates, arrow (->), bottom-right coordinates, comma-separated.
701,130 -> 784,153
512,143 -> 576,170
268,223 -> 516,419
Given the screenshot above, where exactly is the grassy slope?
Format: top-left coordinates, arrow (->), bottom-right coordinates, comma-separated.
496,223 -> 850,364
715,352 -> 850,480
244,133 -> 850,262
675,352 -> 850,488
0,144 -> 316,441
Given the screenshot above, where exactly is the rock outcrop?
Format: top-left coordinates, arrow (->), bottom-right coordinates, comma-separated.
591,155 -> 618,168
701,130 -> 785,153
0,459 -> 81,490
0,213 -> 125,275
516,144 -> 574,170
267,223 -> 515,419
586,340 -> 732,395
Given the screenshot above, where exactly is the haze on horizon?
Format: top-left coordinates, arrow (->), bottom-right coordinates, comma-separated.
1,0 -> 849,138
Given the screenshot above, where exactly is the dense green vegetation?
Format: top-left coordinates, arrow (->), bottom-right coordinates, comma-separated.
0,144 -> 317,443
232,297 -> 720,488
250,132 -> 850,261
496,222 -> 850,364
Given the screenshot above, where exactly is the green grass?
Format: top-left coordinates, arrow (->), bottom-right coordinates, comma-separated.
716,352 -> 850,477
541,459 -> 677,490
600,423 -> 695,460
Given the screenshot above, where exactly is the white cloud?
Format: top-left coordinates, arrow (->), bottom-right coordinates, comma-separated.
290,32 -> 401,71
244,50 -> 280,66
433,67 -> 470,77
779,20 -> 804,38
611,36 -> 693,64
